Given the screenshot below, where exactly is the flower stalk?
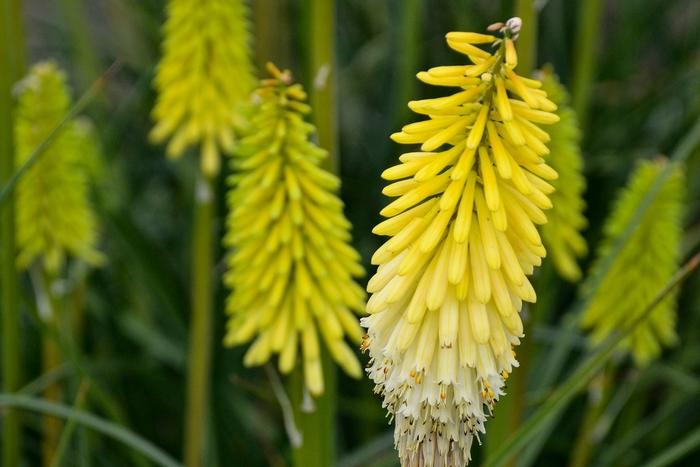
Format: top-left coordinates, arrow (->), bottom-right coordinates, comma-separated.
571,0 -> 604,126
33,269 -> 65,467
514,0 -> 537,76
0,2 -> 23,466
184,173 -> 216,467
307,0 -> 337,172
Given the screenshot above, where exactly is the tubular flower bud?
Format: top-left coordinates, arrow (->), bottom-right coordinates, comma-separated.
363,19 -> 559,466
581,160 -> 684,366
150,0 -> 255,177
14,62 -> 103,274
223,64 -> 366,396
537,66 -> 588,281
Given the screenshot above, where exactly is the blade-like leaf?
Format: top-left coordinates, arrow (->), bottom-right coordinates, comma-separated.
485,252 -> 700,467
50,380 -> 91,467
638,425 -> 700,467
518,117 -> 700,466
0,393 -> 182,467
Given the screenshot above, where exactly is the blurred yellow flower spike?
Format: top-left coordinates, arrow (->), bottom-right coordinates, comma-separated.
14,62 -> 103,274
150,0 -> 255,177
538,66 -> 588,282
581,159 -> 684,366
362,19 -> 560,466
223,63 -> 366,396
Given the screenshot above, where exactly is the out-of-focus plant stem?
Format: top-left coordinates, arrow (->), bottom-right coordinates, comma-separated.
571,0 -> 603,126
36,270 -> 65,467
307,0 -> 337,173
288,2 -> 338,466
394,0 -> 422,126
183,174 -> 216,467
1,1 -> 24,466
59,0 -> 101,93
515,0 -> 537,77
290,350 -> 336,467
253,0 -> 291,70
569,365 -> 613,467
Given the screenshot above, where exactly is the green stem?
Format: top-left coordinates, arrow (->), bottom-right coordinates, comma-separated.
394,0 -> 423,126
183,174 -> 216,467
514,0 -> 537,77
288,2 -> 339,465
571,0 -> 604,126
1,1 -> 24,466
307,0 -> 337,173
290,351 -> 336,467
252,0 -> 291,70
568,366 -> 613,467
38,269 -> 65,467
59,0 -> 101,93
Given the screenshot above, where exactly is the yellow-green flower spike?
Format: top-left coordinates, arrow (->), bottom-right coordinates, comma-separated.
581,159 -> 684,366
150,0 -> 255,177
223,63 -> 366,396
362,18 -> 560,466
538,66 -> 588,281
14,62 -> 103,274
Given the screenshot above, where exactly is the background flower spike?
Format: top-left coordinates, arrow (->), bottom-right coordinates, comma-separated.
223,64 -> 366,397
581,159 -> 684,366
150,0 -> 255,177
537,66 -> 588,282
15,62 -> 103,274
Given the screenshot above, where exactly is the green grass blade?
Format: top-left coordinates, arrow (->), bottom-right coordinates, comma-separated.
337,432 -> 394,467
519,117 -> 700,465
50,380 -> 91,467
0,393 -> 182,467
597,388 -> 700,467
638,425 -> 700,467
484,252 -> 700,467
0,59 -> 120,206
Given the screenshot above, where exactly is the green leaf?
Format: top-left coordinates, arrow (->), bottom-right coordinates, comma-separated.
517,117 -> 700,466
484,252 -> 700,467
50,380 -> 90,467
0,393 -> 182,467
638,425 -> 700,467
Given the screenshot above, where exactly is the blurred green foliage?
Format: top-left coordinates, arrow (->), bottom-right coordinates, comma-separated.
4,0 -> 700,466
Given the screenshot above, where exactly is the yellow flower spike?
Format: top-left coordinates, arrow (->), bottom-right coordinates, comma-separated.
362,19 -> 560,466
581,160 -> 684,366
14,62 -> 103,274
223,65 -> 365,396
150,0 -> 255,177
537,67 -> 588,282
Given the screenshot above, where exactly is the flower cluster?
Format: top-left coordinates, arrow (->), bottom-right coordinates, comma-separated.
362,19 -> 560,466
223,64 -> 366,396
150,0 -> 255,176
14,62 -> 103,274
581,160 -> 684,365
538,67 -> 588,282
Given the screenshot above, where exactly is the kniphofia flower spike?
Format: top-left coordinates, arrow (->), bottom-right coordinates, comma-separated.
150,0 -> 255,176
538,67 -> 588,282
581,159 -> 684,366
224,64 -> 366,396
362,18 -> 560,466
15,62 -> 103,274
